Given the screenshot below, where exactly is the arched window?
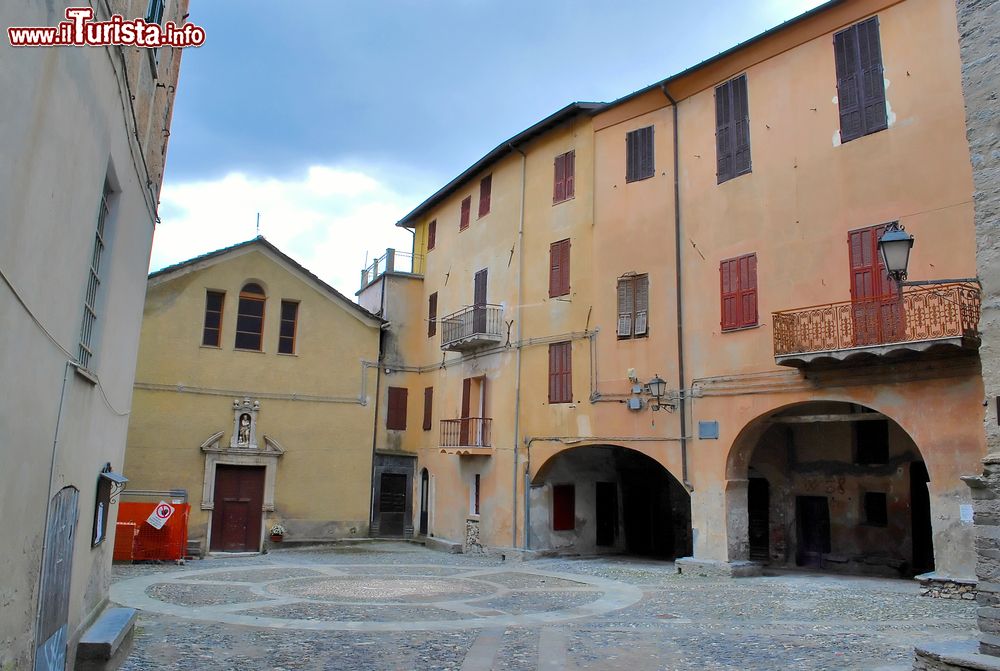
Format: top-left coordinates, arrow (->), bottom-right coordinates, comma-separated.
235,283 -> 265,350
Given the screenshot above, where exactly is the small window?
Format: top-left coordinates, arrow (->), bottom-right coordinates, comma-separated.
472,473 -> 481,516
553,150 -> 575,203
553,484 -> 575,531
78,179 -> 113,369
235,283 -> 266,350
459,196 -> 471,231
856,420 -> 889,464
427,219 -> 437,251
428,292 -> 437,338
548,341 -> 572,404
202,290 -> 225,347
478,174 -> 492,218
617,274 -> 649,339
145,0 -> 165,24
715,74 -> 751,183
387,386 -> 408,430
720,253 -> 758,331
625,126 -> 654,183
91,474 -> 112,547
549,239 -> 571,298
278,300 -> 298,354
423,387 -> 433,431
863,492 -> 888,527
834,16 -> 887,143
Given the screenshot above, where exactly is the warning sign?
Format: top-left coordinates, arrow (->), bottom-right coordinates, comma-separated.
146,501 -> 175,530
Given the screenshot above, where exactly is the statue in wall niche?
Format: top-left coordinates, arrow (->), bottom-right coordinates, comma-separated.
238,413 -> 251,446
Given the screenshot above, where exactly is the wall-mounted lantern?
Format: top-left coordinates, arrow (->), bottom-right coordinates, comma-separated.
877,222 -> 914,284
646,374 -> 675,412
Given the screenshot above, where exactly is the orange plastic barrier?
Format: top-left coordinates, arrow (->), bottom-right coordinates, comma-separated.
114,502 -> 190,561
113,522 -> 138,561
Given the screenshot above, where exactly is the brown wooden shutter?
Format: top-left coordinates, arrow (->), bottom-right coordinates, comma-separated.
427,292 -> 437,338
552,484 -> 575,530
427,219 -> 436,251
460,196 -> 471,230
626,127 -> 653,182
721,259 -> 739,330
549,239 -> 570,297
715,80 -> 733,182
386,387 -> 408,430
732,75 -> 751,177
857,17 -> 887,136
739,254 -> 758,328
640,127 -> 654,179
548,342 -> 572,403
422,387 -> 433,431
834,23 -> 863,142
565,150 -> 575,199
478,175 -> 492,217
634,275 -> 649,336
553,153 -> 566,203
617,277 -> 633,337
459,377 -> 472,445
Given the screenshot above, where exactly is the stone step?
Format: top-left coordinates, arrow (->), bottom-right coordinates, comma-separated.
76,607 -> 137,671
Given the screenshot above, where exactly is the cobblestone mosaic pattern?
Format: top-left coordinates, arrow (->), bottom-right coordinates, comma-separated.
114,542 -> 979,670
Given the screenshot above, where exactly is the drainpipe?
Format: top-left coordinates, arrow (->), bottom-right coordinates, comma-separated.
509,142 -> 527,548
662,83 -> 693,492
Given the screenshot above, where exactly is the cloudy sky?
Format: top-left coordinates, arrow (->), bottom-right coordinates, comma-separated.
153,0 -> 826,296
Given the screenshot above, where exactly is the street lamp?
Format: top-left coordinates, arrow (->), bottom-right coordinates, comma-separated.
878,221 -> 914,284
646,374 -> 674,412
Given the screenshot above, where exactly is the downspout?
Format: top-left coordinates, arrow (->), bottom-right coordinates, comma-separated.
509,142 -> 527,549
662,83 -> 693,492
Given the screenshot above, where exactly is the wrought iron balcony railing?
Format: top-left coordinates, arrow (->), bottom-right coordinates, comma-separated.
440,304 -> 503,351
772,282 -> 980,361
440,417 -> 492,450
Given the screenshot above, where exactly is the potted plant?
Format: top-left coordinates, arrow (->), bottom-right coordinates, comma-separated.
269,523 -> 286,543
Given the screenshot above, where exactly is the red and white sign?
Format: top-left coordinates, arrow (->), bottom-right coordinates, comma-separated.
146,501 -> 175,530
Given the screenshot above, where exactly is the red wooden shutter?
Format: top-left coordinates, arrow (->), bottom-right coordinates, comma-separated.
387,387 -> 407,430
460,196 -> 471,230
553,154 -> 566,203
849,228 -> 877,301
478,175 -> 492,217
548,342 -> 572,403
427,292 -> 437,337
715,79 -> 733,183
427,219 -> 436,251
552,484 -> 575,530
857,17 -> 887,136
565,151 -> 575,199
739,254 -> 758,328
560,240 -> 570,296
721,259 -> 739,330
423,387 -> 433,431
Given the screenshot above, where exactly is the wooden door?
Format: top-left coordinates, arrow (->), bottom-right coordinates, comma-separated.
473,268 -> 487,333
748,478 -> 769,561
34,487 -> 79,671
796,496 -> 831,567
211,465 -> 265,552
459,377 -> 472,446
595,482 -> 618,547
379,473 -> 407,537
849,225 -> 903,345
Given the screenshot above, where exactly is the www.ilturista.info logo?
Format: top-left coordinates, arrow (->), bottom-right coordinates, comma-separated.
8,7 -> 205,48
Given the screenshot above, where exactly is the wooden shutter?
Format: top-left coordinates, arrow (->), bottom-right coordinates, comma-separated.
634,275 -> 649,336
460,196 -> 471,230
427,292 -> 437,338
478,175 -> 492,217
626,127 -> 654,182
715,80 -> 733,182
834,22 -> 863,142
617,277 -> 633,337
548,342 -> 572,403
549,239 -> 570,297
738,254 -> 758,328
427,219 -> 436,251
565,150 -> 575,199
553,153 -> 566,203
640,126 -> 654,179
459,377 -> 472,445
552,484 -> 575,531
474,269 -> 487,306
857,17 -> 887,136
720,259 -> 740,330
732,75 -> 751,176
849,228 -> 877,301
387,387 -> 407,430
422,387 -> 433,431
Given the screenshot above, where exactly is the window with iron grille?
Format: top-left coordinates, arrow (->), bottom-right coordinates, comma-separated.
278,300 -> 299,354
78,180 -> 113,369
625,126 -> 654,183
478,175 -> 492,218
553,150 -> 575,203
235,283 -> 266,350
715,74 -> 751,183
202,291 -> 225,347
616,273 -> 649,339
472,473 -> 481,515
548,341 -> 572,404
834,16 -> 887,143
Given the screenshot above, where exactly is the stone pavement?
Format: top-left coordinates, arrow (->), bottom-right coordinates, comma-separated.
111,542 -> 978,670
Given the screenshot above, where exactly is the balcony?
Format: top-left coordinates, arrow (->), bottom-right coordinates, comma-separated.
360,248 -> 423,290
440,304 -> 504,351
772,283 -> 981,367
440,417 -> 492,455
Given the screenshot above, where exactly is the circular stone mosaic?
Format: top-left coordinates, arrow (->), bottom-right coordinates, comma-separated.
111,563 -> 643,632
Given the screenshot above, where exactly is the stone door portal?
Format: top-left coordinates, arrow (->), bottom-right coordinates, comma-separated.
379,473 -> 407,536
210,465 -> 265,552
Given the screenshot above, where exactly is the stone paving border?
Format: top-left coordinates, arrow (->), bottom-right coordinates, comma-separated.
110,563 -> 643,632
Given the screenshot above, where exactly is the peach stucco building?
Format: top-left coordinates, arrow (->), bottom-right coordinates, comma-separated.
359,0 -> 985,581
